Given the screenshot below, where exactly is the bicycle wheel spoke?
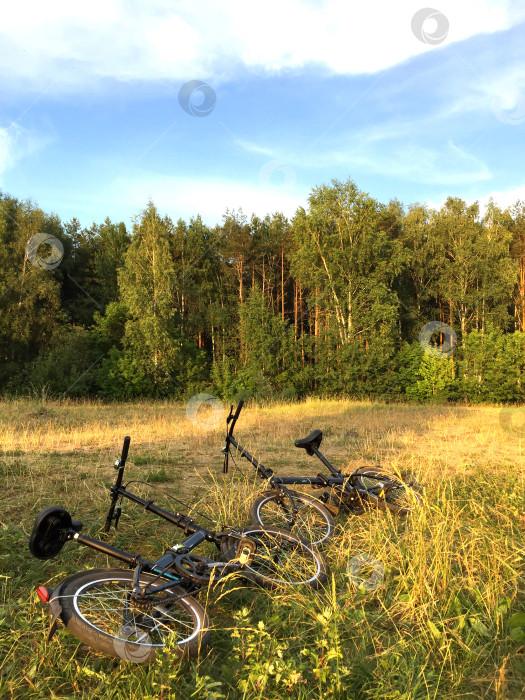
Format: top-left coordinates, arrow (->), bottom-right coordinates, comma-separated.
74,579 -> 198,647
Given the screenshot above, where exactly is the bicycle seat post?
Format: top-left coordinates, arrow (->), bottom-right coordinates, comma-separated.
310,445 -> 341,476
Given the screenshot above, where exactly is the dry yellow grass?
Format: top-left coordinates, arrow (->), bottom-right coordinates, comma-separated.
1,397 -> 523,699
1,396 -> 523,533
1,396 -> 522,478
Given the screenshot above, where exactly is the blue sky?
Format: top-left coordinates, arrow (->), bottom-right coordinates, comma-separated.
1,0 -> 524,228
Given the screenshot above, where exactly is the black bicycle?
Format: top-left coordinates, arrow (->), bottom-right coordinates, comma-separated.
223,401 -> 423,546
28,436 -> 327,663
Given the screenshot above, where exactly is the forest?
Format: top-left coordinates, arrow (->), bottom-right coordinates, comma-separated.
1,177 -> 524,402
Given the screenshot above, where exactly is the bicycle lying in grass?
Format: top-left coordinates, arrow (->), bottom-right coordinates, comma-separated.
28,436 -> 327,663
223,401 -> 423,546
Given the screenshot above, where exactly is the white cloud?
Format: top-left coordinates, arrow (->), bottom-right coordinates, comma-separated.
425,185 -> 525,212
237,141 -> 278,158
55,173 -> 525,229
476,185 -> 525,210
1,1 -> 524,93
108,171 -> 307,225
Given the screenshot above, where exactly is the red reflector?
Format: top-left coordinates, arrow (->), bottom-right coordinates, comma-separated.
36,586 -> 50,603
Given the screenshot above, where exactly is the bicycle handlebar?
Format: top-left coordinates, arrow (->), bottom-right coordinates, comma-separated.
223,401 -> 244,474
105,436 -> 131,532
120,436 -> 131,465
228,400 -> 244,436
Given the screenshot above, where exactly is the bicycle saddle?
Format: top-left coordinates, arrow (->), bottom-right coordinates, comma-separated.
294,429 -> 323,454
29,506 -> 82,560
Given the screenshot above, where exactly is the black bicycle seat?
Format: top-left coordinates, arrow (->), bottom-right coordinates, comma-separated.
29,506 -> 74,560
294,429 -> 323,454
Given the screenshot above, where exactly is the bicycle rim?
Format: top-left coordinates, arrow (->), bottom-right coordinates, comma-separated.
254,493 -> 333,545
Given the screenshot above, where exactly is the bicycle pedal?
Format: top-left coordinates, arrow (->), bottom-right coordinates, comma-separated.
235,537 -> 256,566
323,502 -> 340,516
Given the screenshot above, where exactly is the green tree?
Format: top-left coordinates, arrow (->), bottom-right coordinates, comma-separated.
292,179 -> 401,346
117,202 -> 182,396
0,195 -> 65,387
432,198 -> 515,338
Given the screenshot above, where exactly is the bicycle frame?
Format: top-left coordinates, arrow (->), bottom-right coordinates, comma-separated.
225,432 -> 344,489
224,401 -> 353,491
31,436 -> 251,618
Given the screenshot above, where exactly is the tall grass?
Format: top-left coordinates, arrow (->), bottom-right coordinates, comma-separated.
0,398 -> 523,698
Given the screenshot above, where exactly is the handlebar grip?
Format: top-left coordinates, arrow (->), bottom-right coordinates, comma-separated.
120,436 -> 131,465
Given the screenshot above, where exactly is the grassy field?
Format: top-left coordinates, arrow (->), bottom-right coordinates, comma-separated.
0,397 -> 524,699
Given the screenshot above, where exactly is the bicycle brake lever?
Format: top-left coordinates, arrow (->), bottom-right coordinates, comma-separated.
113,506 -> 122,529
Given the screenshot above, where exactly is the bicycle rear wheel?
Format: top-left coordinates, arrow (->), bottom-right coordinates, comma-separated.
249,489 -> 335,546
352,468 -> 422,515
220,527 -> 327,590
58,568 -> 211,663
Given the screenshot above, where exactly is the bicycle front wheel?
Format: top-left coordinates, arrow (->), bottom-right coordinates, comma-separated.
220,527 -> 327,590
353,468 -> 422,515
249,489 -> 335,546
58,568 -> 211,663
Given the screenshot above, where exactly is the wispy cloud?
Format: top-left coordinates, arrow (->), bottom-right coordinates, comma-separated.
237,141 -> 278,158
242,121 -> 493,186
309,140 -> 491,185
0,125 -> 51,182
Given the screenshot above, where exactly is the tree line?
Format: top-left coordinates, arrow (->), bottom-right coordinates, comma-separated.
1,178 -> 524,402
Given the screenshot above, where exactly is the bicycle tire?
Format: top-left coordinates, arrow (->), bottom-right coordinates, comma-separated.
352,467 -> 422,515
220,527 -> 327,590
249,489 -> 335,546
58,568 -> 211,663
